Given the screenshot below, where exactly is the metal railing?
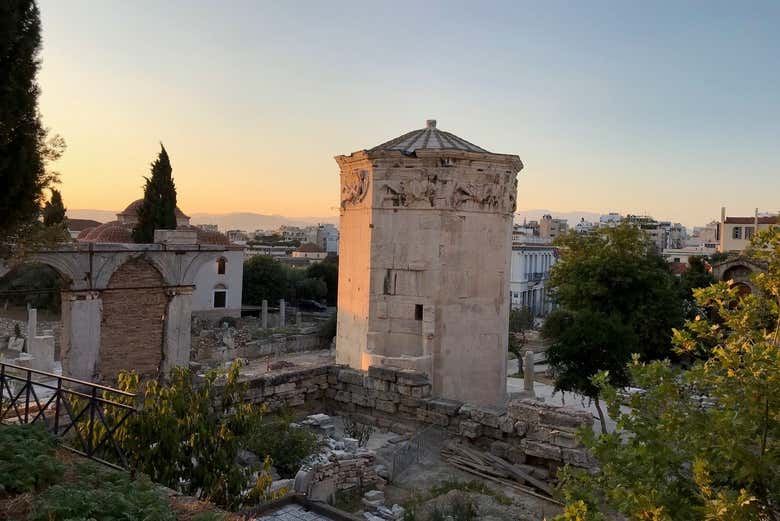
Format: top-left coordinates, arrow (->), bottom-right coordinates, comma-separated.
0,362 -> 136,470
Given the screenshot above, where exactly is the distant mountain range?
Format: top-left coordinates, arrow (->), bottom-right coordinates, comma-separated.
67,208 -> 604,232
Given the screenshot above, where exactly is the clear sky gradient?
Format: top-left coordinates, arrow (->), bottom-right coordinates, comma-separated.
38,1 -> 780,227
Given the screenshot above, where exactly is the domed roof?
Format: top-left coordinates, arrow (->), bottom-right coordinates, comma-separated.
76,227 -> 96,239
368,120 -> 490,156
81,221 -> 133,243
119,199 -> 189,219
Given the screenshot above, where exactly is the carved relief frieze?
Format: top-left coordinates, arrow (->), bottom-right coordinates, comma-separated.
377,170 -> 517,214
340,169 -> 370,209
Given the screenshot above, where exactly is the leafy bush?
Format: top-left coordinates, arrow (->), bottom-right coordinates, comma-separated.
0,423 -> 63,494
106,361 -> 276,509
245,414 -> 322,478
343,417 -> 373,447
31,462 -> 174,521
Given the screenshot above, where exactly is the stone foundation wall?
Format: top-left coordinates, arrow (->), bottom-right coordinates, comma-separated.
192,317 -> 325,366
237,364 -> 594,470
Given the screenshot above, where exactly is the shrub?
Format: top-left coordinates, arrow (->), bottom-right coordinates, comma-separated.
31,462 -> 175,521
0,423 -> 63,494
317,313 -> 337,345
245,414 -> 322,478
108,361 -> 274,509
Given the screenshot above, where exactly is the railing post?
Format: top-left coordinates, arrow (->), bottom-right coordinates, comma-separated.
0,364 -> 5,418
88,386 -> 97,456
24,369 -> 31,424
53,377 -> 62,435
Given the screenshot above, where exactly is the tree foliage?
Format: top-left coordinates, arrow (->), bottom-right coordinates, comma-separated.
678,255 -> 716,318
109,362 -> 281,510
243,255 -> 336,306
306,256 -> 338,305
243,255 -> 289,305
42,188 -> 66,227
132,144 -> 177,243
0,0 -> 65,247
508,306 -> 534,370
0,263 -> 62,311
555,226 -> 780,520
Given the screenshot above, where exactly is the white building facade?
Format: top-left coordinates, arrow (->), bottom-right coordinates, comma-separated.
509,241 -> 557,317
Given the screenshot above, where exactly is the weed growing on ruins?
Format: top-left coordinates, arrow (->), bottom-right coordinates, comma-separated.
30,461 -> 175,521
0,424 -> 63,494
244,412 -> 322,478
428,480 -> 511,506
343,417 -> 373,447
554,227 -> 780,520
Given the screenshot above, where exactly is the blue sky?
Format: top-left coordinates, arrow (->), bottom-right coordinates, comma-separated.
38,1 -> 780,226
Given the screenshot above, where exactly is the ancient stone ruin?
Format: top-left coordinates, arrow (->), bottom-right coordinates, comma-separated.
335,120 -> 524,407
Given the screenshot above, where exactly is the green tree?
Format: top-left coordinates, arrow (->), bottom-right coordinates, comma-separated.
295,276 -> 327,301
42,188 -> 66,227
242,255 -> 288,305
555,227 -> 780,521
678,255 -> 717,320
542,225 -> 684,430
108,362 -> 282,510
306,256 -> 338,305
132,144 -> 177,243
0,0 -> 64,245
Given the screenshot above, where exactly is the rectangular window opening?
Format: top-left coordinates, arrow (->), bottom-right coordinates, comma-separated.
414,304 -> 423,321
214,291 -> 227,308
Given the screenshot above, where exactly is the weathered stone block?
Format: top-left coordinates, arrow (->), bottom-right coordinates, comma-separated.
368,366 -> 398,382
489,440 -> 510,459
351,393 -> 373,408
459,420 -> 482,438
514,420 -> 529,436
522,440 -> 562,461
374,399 -> 397,414
507,399 -> 541,424
365,378 -> 390,392
335,390 -> 351,403
499,415 -> 515,434
425,398 -> 463,416
539,409 -> 592,430
338,368 -> 365,386
396,370 -> 429,386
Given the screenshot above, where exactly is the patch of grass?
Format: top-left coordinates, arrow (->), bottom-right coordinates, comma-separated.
0,423 -> 64,494
30,462 -> 175,521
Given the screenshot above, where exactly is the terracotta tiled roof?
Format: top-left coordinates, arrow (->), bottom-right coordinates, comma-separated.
369,120 -> 490,155
81,221 -> 133,243
68,218 -> 102,231
296,242 -> 324,253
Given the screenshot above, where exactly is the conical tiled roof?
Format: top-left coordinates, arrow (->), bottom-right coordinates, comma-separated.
369,120 -> 490,155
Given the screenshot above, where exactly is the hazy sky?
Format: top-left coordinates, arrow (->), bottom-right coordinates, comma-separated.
37,1 -> 779,227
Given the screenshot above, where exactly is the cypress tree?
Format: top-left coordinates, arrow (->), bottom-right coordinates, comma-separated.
132,144 -> 178,243
0,0 -> 48,240
42,188 -> 66,226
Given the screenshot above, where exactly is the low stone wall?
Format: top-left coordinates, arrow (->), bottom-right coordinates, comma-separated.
237,364 -> 595,471
192,317 -> 324,366
0,317 -> 61,356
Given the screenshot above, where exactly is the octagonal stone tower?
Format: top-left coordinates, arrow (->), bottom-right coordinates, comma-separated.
335,120 -> 523,407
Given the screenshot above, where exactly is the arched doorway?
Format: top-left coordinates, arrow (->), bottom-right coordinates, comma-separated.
98,257 -> 167,380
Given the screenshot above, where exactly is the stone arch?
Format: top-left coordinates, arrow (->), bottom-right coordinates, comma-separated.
97,256 -> 167,380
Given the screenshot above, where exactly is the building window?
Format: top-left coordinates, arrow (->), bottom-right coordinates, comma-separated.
213,285 -> 227,308
673,257 -> 681,263
217,257 -> 227,275
414,304 -> 423,321
732,227 -> 742,240
745,226 -> 755,240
